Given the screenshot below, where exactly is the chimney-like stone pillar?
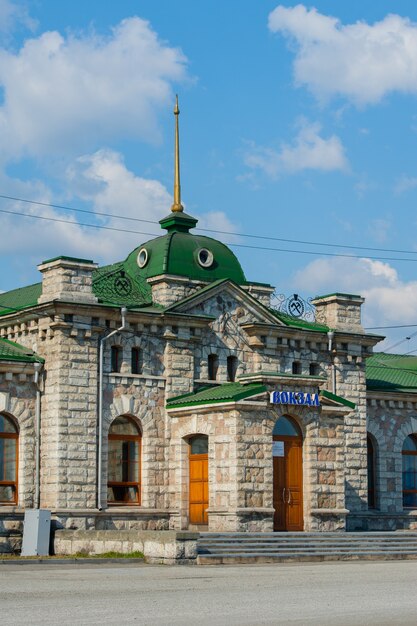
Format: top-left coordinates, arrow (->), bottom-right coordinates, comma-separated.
311,293 -> 365,333
37,256 -> 98,304
148,274 -> 203,307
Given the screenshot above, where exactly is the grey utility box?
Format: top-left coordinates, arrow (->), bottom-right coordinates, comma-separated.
21,509 -> 51,556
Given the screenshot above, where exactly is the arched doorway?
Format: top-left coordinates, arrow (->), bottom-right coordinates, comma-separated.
272,415 -> 303,531
188,435 -> 208,526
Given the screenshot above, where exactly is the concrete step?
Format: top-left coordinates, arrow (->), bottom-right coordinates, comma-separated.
199,537 -> 417,546
197,532 -> 417,564
200,531 -> 417,540
197,552 -> 417,565
198,547 -> 417,556
198,542 -> 417,550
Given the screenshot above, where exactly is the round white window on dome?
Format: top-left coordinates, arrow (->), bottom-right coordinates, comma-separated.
197,248 -> 214,268
137,248 -> 149,268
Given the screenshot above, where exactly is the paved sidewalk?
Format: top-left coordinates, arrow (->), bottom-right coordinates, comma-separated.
1,560 -> 417,625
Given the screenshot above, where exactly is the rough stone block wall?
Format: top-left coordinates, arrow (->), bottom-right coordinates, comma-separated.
367,398 -> 417,514
335,359 -> 368,513
0,382 -> 36,508
40,327 -> 99,509
149,277 -> 204,308
38,258 -> 98,304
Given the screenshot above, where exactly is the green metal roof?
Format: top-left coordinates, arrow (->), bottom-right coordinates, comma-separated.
125,228 -> 246,287
320,389 -> 355,409
267,308 -> 329,332
41,255 -> 94,265
92,261 -> 152,307
0,283 -> 42,316
0,338 -> 44,363
313,292 -> 362,301
366,353 -> 417,393
166,382 -> 267,408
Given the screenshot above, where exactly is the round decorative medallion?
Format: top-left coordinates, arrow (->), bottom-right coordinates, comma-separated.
114,274 -> 132,297
287,295 -> 305,318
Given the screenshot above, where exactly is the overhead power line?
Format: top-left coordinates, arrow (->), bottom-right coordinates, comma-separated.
1,192 -> 417,256
2,205 -> 417,263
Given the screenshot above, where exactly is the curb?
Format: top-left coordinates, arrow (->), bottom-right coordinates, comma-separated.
0,557 -> 146,565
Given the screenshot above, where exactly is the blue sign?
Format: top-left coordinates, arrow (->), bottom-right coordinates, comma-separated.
270,391 -> 320,407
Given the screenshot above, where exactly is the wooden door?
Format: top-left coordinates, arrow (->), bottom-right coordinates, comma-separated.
273,435 -> 303,531
189,453 -> 208,525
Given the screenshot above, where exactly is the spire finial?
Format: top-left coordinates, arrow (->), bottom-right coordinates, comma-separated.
171,95 -> 184,213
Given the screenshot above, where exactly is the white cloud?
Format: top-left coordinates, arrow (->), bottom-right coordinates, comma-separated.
292,256 -> 417,349
268,5 -> 417,105
243,121 -> 348,178
0,16 -> 187,160
0,0 -> 36,39
394,175 -> 417,194
67,148 -> 171,230
0,149 -> 239,269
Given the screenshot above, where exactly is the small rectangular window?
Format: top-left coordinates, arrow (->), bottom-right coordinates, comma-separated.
131,347 -> 143,375
309,363 -> 319,376
111,346 -> 122,373
292,361 -> 302,375
227,356 -> 238,382
208,354 -> 219,381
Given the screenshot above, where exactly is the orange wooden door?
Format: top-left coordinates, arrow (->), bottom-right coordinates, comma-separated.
273,454 -> 286,531
286,440 -> 303,531
273,436 -> 303,531
189,453 -> 208,525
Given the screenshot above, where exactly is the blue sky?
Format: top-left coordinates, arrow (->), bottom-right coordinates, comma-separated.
2,1 -> 417,351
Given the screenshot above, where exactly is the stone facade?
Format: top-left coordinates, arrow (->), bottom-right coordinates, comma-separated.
0,249 -> 416,555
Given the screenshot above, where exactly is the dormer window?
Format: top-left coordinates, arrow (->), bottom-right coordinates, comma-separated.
197,248 -> 214,268
137,248 -> 149,268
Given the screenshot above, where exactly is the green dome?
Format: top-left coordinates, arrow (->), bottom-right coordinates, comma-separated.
125,212 -> 246,285
92,211 -> 246,307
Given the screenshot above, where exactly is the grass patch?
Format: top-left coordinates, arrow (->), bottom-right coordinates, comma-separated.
74,551 -> 144,559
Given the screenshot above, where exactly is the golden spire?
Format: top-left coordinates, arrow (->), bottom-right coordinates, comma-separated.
171,95 -> 184,212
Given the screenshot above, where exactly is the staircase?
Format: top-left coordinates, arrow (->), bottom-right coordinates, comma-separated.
197,532 -> 417,564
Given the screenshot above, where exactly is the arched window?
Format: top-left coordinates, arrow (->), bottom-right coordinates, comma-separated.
108,416 -> 141,505
227,356 -> 238,382
273,415 -> 302,437
111,346 -> 122,373
131,347 -> 143,375
0,414 -> 18,505
208,354 -> 219,381
402,434 -> 417,508
367,434 -> 377,509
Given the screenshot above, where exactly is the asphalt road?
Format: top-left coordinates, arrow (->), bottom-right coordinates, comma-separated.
1,560 -> 417,625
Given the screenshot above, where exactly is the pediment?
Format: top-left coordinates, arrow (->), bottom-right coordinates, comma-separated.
165,279 -> 284,327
